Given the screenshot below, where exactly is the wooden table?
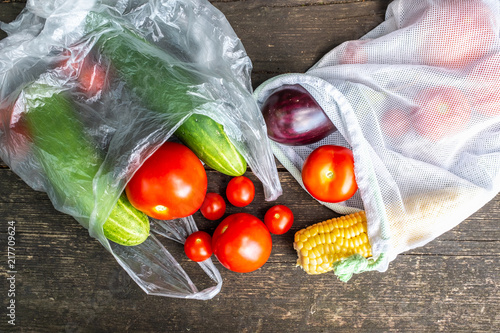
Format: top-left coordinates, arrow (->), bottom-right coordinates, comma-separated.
1,1 -> 499,332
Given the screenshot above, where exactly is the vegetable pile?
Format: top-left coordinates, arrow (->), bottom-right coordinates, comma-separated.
181,174 -> 294,274
182,83 -> 362,274
18,59 -> 360,273
13,29 -> 250,249
261,84 -> 358,204
259,84 -> 366,275
3,2 -> 403,283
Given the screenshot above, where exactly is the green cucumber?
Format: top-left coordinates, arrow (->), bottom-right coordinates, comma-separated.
87,12 -> 247,176
23,82 -> 149,246
175,114 -> 246,176
104,194 -> 150,246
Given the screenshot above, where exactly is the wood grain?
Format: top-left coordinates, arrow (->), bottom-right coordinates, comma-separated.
1,1 -> 499,332
212,0 -> 391,87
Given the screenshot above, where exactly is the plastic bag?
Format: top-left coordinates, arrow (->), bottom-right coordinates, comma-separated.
255,0 -> 500,278
0,0 -> 282,299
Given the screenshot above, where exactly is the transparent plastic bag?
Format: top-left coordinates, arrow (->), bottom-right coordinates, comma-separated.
0,0 -> 282,299
255,0 -> 500,279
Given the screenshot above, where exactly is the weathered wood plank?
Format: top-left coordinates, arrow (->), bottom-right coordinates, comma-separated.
213,0 -> 390,86
10,254 -> 499,332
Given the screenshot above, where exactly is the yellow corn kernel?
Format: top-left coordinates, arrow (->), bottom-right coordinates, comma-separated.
325,232 -> 333,244
293,211 -> 372,275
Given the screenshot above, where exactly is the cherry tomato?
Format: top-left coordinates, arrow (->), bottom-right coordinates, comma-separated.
184,231 -> 213,262
58,49 -> 80,77
200,192 -> 226,220
212,213 -> 272,273
413,87 -> 471,141
58,49 -> 109,98
264,205 -> 294,235
419,1 -> 495,69
126,142 -> 207,220
301,145 -> 357,203
226,176 -> 255,207
78,60 -> 108,98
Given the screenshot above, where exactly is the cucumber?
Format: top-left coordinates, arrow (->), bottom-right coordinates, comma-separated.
104,194 -> 150,246
175,114 -> 247,176
87,12 -> 247,176
23,82 -> 149,246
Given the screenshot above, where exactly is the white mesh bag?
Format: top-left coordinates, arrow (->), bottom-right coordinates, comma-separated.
254,0 -> 500,279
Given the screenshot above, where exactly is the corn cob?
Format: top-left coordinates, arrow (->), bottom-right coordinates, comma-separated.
294,211 -> 372,275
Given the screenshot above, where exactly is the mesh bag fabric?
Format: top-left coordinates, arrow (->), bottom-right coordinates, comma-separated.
255,0 -> 500,276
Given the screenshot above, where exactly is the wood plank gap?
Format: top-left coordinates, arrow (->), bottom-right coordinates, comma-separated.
401,253 -> 499,257
252,70 -> 284,75
211,0 -> 378,6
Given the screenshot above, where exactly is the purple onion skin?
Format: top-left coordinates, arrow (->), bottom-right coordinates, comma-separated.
261,84 -> 337,146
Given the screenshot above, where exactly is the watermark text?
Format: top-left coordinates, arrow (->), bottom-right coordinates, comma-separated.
6,220 -> 16,326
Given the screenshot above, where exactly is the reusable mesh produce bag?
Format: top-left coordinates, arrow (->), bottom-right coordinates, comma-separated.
0,0 -> 281,299
255,0 -> 500,279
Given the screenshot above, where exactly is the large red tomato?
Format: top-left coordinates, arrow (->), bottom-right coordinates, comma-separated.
468,54 -> 500,117
381,109 -> 411,139
126,142 -> 207,220
212,213 -> 272,273
419,1 -> 495,69
413,87 -> 471,141
301,145 -> 357,203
